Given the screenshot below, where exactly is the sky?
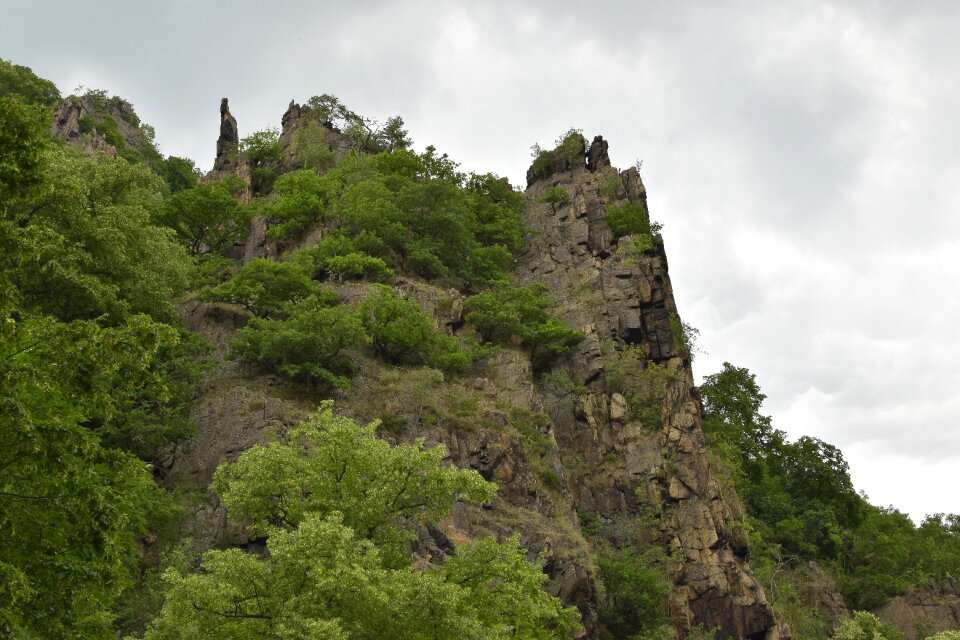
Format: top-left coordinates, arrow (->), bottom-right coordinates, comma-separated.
4,1 -> 959,521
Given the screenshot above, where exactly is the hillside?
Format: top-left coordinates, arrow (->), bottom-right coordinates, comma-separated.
2,57 -> 959,640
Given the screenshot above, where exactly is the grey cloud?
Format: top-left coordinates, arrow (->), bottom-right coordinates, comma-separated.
4,0 -> 960,520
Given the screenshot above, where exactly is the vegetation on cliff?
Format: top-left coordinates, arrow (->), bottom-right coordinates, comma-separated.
4,56 -> 960,640
701,362 -> 960,637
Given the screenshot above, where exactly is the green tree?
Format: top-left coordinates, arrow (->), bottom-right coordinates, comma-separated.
241,127 -> 281,193
464,284 -> 584,371
0,58 -> 60,106
0,96 -> 49,201
357,285 -> 471,371
7,147 -> 190,323
155,155 -> 201,193
0,313 -> 179,637
158,175 -> 248,254
832,611 -> 901,640
199,257 -> 326,317
231,296 -> 365,387
144,404 -> 581,639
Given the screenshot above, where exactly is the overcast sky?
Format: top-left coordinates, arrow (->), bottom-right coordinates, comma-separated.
5,1 -> 959,521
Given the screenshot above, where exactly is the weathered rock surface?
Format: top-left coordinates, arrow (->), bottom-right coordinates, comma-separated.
212,97 -> 242,177
875,576 -> 960,639
519,139 -> 781,639
172,106 -> 784,639
50,93 -> 154,159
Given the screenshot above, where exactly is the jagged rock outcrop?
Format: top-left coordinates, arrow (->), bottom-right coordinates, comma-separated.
50,93 -> 154,159
212,97 -> 241,176
173,103 -> 784,639
875,576 -> 960,639
520,136 -> 781,639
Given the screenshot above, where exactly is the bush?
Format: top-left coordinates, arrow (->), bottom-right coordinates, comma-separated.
288,235 -> 395,282
231,296 -> 365,388
539,186 -> 571,210
199,258 -> 328,317
598,547 -> 670,639
832,611 -> 901,640
605,201 -> 652,238
464,284 -> 584,372
358,286 -> 471,372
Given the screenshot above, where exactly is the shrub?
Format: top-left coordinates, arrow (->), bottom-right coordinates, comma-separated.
605,201 -> 652,238
832,611 -> 901,640
231,296 -> 365,388
357,286 -> 471,372
464,284 -> 584,372
598,547 -> 670,639
199,258 -> 328,317
539,186 -> 571,210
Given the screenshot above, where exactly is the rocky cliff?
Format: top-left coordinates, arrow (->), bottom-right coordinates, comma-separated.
517,136 -> 780,639
50,92 -> 158,162
875,576 -> 960,640
165,103 -> 785,640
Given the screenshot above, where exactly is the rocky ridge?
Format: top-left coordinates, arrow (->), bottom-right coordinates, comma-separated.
518,135 -> 780,639
179,101 -> 786,638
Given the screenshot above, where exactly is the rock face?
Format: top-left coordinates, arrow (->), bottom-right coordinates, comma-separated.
50,93 -> 154,159
173,109 -> 784,639
212,98 -> 241,176
519,136 -> 781,639
875,576 -> 960,639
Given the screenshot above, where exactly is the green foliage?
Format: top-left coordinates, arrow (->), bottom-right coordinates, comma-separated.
357,285 -> 472,372
597,547 -> 671,640
289,234 -> 394,282
701,362 -> 960,611
603,345 -> 677,430
0,96 -> 49,201
832,611 -> 901,640
0,82 -> 202,637
597,169 -> 623,200
7,147 -> 191,322
216,403 -> 496,554
155,155 -> 200,193
199,258 -> 326,317
145,404 -> 579,639
266,168 -> 334,240
669,314 -> 700,361
529,129 -> 587,182
464,284 -> 584,372
605,200 -> 652,238
302,94 -> 411,156
157,175 -> 249,254
263,148 -> 523,289
241,127 -> 281,193
539,186 -> 571,210
0,58 -> 60,106
0,313 -> 183,637
231,296 -> 365,387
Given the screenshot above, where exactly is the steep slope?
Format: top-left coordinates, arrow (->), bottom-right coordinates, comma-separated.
165,101 -> 783,639
518,137 -> 780,639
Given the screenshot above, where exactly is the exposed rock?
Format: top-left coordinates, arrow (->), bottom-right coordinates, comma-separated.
587,135 -> 611,171
875,575 -> 960,640
50,93 -> 155,160
522,138 -> 781,639
799,562 -> 849,631
212,97 -> 241,175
